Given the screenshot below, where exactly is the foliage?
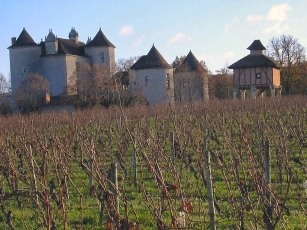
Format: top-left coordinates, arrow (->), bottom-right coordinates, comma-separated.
266,35 -> 306,94
14,73 -> 49,112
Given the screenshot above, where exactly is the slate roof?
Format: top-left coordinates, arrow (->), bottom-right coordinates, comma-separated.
9,28 -> 39,47
228,54 -> 280,69
176,50 -> 205,72
131,45 -> 172,70
86,28 -> 115,48
41,39 -> 86,56
247,40 -> 266,50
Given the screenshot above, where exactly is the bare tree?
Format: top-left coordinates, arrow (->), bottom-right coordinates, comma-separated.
209,67 -> 233,99
116,56 -> 141,73
173,57 -> 209,103
14,73 -> 50,112
0,73 -> 11,114
72,63 -> 110,107
267,35 -> 306,94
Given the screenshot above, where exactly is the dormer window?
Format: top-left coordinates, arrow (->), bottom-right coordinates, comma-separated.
256,73 -> 261,79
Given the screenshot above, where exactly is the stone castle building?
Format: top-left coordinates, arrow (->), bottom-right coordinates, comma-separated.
129,46 -> 209,105
9,28 -> 115,97
9,28 -> 209,106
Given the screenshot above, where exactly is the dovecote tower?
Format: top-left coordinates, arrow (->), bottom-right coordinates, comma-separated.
130,44 -> 174,105
228,40 -> 281,99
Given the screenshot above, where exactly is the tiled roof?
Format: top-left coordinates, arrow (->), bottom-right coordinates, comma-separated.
176,50 -> 205,72
10,28 -> 38,47
228,54 -> 280,69
86,28 -> 115,48
247,40 -> 266,50
131,45 -> 172,70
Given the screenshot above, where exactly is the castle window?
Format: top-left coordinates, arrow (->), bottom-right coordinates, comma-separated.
134,81 -> 136,85
145,76 -> 148,86
256,73 -> 261,79
183,80 -> 186,88
100,53 -> 104,59
166,73 -> 169,79
24,69 -> 26,72
166,80 -> 170,89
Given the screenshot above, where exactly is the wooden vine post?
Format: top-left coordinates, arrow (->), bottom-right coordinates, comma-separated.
133,148 -> 137,187
111,163 -> 119,215
89,158 -> 93,188
264,140 -> 272,230
204,140 -> 216,230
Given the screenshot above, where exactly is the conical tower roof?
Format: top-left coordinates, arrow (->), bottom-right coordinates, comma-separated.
131,44 -> 172,70
177,50 -> 205,72
247,40 -> 266,50
86,28 -> 115,47
12,28 -> 38,46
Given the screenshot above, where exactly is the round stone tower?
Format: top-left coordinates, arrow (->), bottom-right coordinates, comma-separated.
84,28 -> 116,75
8,28 -> 42,95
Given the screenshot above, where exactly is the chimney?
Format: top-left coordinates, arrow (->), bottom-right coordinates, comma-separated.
11,37 -> 16,45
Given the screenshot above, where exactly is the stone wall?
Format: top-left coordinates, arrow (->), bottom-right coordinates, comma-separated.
9,46 -> 42,95
84,46 -> 115,76
130,68 -> 174,105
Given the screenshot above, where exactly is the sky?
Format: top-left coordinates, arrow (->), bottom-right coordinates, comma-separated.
1,0 -> 306,81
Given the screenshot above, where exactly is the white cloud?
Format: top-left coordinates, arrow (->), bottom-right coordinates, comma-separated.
197,54 -> 215,62
267,4 -> 291,22
133,36 -> 144,47
223,17 -> 240,33
263,22 -> 290,34
169,33 -> 193,44
119,26 -> 134,37
246,4 -> 291,34
223,51 -> 234,58
246,15 -> 262,22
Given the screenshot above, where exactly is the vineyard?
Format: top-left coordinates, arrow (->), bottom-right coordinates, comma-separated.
0,96 -> 307,229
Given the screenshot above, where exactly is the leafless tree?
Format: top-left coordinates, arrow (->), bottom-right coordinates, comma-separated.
14,73 -> 49,112
116,56 -> 140,73
0,73 -> 11,115
266,35 -> 306,94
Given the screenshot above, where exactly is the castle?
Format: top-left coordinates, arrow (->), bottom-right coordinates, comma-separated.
9,28 -> 209,106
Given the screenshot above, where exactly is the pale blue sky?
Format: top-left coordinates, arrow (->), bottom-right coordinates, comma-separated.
1,0 -> 306,80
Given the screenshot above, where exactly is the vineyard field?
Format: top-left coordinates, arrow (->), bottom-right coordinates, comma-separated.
0,96 -> 307,229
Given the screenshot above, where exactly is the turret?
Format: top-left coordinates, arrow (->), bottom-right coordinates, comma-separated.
45,29 -> 58,55
130,44 -> 174,105
8,28 -> 42,95
84,28 -> 116,75
69,27 -> 79,43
